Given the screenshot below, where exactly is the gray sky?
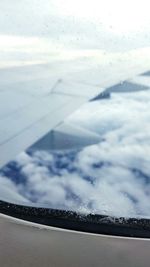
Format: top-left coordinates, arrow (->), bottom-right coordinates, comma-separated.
0,0 -> 150,53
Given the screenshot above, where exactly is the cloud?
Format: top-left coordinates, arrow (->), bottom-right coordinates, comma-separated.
0,88 -> 150,218
0,175 -> 28,204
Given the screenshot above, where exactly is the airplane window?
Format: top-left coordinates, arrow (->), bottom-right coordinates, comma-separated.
0,0 -> 150,236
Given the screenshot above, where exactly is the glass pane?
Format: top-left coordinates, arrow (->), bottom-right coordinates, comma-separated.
0,0 -> 150,220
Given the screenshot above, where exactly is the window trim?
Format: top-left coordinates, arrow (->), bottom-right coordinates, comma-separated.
0,200 -> 150,238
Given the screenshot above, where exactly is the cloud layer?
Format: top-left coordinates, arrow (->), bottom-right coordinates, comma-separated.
1,88 -> 150,218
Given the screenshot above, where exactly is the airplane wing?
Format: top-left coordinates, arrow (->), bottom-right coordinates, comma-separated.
0,48 -> 150,168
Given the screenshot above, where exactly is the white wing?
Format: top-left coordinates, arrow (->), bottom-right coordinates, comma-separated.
1,49 -> 150,168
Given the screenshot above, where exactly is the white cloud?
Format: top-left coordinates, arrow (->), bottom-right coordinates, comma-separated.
0,175 -> 28,204
1,88 -> 150,218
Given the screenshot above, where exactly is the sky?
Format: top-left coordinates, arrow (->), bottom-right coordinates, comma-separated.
0,0 -> 150,67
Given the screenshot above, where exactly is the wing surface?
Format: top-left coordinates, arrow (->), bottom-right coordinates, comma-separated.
0,49 -> 150,168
